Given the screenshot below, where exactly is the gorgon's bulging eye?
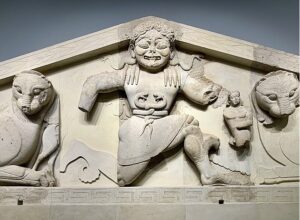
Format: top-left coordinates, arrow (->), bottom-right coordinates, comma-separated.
138,44 -> 149,49
136,40 -> 150,49
267,94 -> 277,101
156,43 -> 168,50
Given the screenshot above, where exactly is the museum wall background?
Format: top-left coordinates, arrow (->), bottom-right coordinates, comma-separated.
0,0 -> 299,62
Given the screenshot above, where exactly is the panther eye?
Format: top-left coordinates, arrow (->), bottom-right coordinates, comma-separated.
14,86 -> 22,94
204,90 -> 213,96
289,89 -> 296,97
33,88 -> 42,95
267,94 -> 277,101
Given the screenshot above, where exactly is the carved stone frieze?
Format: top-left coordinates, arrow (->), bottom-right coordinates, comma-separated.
251,70 -> 299,125
0,70 -> 60,186
0,17 -> 298,189
251,70 -> 299,184
0,186 -> 298,204
78,20 -> 252,186
60,140 -> 117,184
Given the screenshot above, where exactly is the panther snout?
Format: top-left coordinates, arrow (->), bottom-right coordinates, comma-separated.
278,97 -> 295,116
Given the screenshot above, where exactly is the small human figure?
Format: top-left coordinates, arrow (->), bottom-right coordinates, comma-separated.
79,21 -> 251,185
223,91 -> 253,148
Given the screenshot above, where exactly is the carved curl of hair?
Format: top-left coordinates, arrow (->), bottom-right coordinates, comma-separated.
130,21 -> 175,46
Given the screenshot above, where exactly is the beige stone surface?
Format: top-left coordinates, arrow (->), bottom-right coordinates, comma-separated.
0,49 -> 298,187
0,71 -> 59,186
0,187 -> 298,220
0,17 -> 298,188
0,186 -> 297,204
0,16 -> 299,220
0,203 -> 298,220
1,203 -> 298,220
185,204 -> 299,220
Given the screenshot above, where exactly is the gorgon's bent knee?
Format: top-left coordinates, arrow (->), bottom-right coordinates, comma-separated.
117,161 -> 149,186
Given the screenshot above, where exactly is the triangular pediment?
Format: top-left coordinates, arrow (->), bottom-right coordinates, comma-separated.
0,16 -> 298,85
0,14 -> 299,192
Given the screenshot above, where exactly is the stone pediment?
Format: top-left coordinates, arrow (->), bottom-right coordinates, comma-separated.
0,16 -> 299,219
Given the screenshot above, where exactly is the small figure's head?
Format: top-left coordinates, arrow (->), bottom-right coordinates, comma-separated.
228,91 -> 241,107
129,21 -> 175,72
12,70 -> 54,115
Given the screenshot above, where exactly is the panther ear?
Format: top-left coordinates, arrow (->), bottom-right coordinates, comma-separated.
47,80 -> 52,87
288,72 -> 299,80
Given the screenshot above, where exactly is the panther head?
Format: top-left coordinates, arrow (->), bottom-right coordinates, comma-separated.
252,70 -> 299,124
12,70 -> 54,115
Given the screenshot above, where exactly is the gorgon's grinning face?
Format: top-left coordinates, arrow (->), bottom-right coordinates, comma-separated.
12,73 -> 54,115
131,29 -> 173,72
255,72 -> 299,118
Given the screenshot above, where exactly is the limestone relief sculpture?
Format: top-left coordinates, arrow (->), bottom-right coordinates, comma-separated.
251,70 -> 299,184
78,20 -> 251,186
60,140 -> 117,184
251,70 -> 299,125
223,91 -> 253,148
0,70 -> 59,186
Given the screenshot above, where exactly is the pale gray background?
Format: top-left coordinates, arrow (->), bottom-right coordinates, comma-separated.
0,0 -> 298,62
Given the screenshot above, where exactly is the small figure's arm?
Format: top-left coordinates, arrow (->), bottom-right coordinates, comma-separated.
78,71 -> 125,112
236,107 -> 253,128
181,75 -> 222,105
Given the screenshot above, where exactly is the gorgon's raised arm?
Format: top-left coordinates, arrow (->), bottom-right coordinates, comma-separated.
78,71 -> 125,112
181,75 -> 222,105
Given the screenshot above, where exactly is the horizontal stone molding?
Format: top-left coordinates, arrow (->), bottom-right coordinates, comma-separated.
0,186 -> 298,205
